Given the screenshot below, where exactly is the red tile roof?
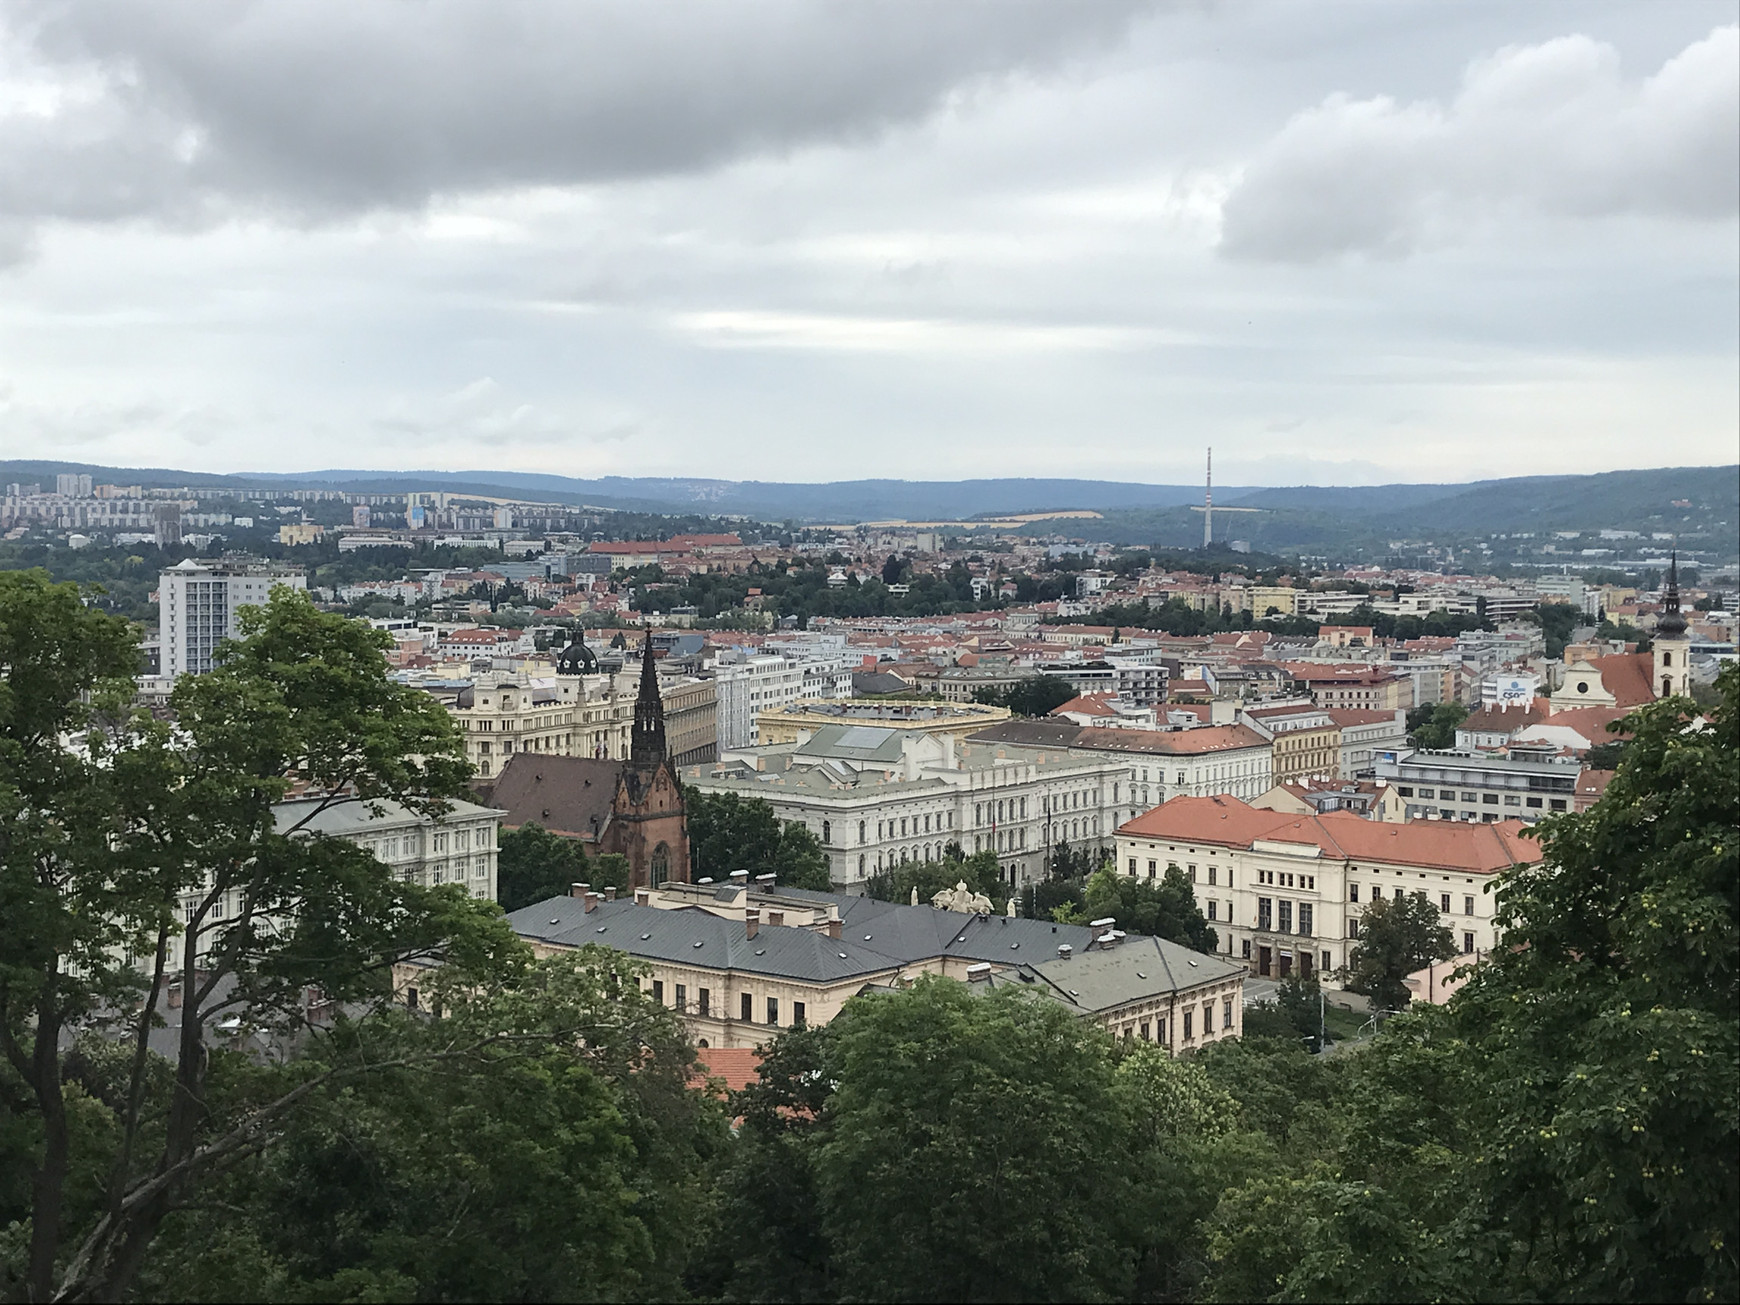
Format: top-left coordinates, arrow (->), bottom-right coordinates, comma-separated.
692,1047 -> 762,1095
1119,795 -> 1543,875
1587,652 -> 1656,708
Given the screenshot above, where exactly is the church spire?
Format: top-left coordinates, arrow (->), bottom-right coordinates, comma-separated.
1658,552 -> 1687,637
630,633 -> 668,767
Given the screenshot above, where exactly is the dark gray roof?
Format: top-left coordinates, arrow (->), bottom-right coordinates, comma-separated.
506,897 -> 904,984
507,889 -> 1109,980
1029,934 -> 1246,1014
967,719 -> 1085,748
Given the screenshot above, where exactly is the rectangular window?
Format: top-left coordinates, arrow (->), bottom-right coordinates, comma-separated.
1257,897 -> 1272,930
1140,1020 -> 1151,1040
767,997 -> 780,1026
1298,903 -> 1313,937
1349,883 -> 1359,902
794,1001 -> 806,1026
1482,793 -> 1499,805
741,993 -> 753,1022
1504,795 -> 1521,806
1464,896 -> 1475,916
1397,785 -> 1413,796
698,988 -> 710,1017
1128,857 -> 1137,873
1158,1019 -> 1167,1043
1223,999 -> 1233,1030
1279,900 -> 1293,933
1526,796 -> 1543,809
1241,938 -> 1251,959
1441,893 -> 1451,913
1207,900 -> 1218,921
675,983 -> 686,1012
652,980 -> 664,1005
1184,1011 -> 1194,1040
1349,918 -> 1361,938
1440,789 -> 1456,800
1549,799 -> 1567,811
1463,932 -> 1475,954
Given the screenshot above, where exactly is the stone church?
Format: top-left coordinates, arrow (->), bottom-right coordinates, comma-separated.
481,639 -> 691,889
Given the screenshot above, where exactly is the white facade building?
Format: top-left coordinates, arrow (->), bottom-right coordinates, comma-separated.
714,654 -> 809,750
159,558 -> 307,678
685,728 -> 1131,891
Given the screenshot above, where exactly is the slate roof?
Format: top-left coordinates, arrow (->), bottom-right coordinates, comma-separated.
274,794 -> 503,836
508,891 -> 1111,983
485,753 -> 625,839
1029,933 -> 1245,1015
507,896 -> 903,984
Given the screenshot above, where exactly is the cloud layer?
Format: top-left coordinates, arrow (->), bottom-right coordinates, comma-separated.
1221,25 -> 1738,261
1,0 -> 1144,224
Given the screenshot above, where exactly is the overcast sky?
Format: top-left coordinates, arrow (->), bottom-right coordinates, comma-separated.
1,0 -> 1734,487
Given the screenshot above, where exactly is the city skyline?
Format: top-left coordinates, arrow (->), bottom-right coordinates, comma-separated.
0,1 -> 1735,485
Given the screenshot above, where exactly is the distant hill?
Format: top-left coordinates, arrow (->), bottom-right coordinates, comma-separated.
3,460 -> 1733,556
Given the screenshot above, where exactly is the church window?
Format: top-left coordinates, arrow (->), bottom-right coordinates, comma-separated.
650,843 -> 669,886
821,821 -> 832,845
1663,652 -> 1672,666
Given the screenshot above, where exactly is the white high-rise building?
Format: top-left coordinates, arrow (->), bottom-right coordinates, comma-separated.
160,559 -> 306,678
713,654 -> 808,750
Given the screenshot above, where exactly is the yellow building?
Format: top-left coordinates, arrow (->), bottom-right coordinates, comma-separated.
506,879 -> 1243,1054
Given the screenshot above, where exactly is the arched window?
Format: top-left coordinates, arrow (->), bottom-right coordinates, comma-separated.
859,820 -> 867,844
650,842 -> 669,886
822,820 -> 832,846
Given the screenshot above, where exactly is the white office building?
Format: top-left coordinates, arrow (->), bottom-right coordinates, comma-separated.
160,559 -> 307,678
713,654 -> 810,750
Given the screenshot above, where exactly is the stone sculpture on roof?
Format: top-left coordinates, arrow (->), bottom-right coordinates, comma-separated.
932,880 -> 993,915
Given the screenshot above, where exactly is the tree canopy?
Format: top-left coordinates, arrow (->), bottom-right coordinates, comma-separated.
682,788 -> 833,890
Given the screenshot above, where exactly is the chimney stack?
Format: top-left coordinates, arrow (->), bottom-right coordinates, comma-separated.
583,892 -> 600,913
766,910 -> 785,928
1057,944 -> 1073,960
602,886 -> 617,901
755,872 -> 777,892
570,882 -> 590,899
826,918 -> 842,939
746,908 -> 761,940
966,962 -> 992,982
634,887 -> 651,906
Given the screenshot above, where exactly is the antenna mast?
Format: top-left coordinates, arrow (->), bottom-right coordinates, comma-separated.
1203,447 -> 1213,548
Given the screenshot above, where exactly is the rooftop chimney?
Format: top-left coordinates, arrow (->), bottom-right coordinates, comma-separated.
634,887 -> 651,906
602,886 -> 616,900
570,882 -> 590,899
729,869 -> 749,885
755,873 -> 777,890
966,962 -> 992,982
826,919 -> 842,939
766,910 -> 785,928
583,892 -> 600,914
746,908 -> 761,940
1057,944 -> 1073,960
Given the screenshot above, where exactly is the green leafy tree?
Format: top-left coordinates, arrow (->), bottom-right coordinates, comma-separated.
683,789 -> 832,890
1342,892 -> 1454,1011
973,674 -> 1077,718
1440,666 -> 1739,1301
493,823 -> 630,911
0,580 -> 522,1302
1075,864 -> 1219,953
1406,700 -> 1468,749
135,949 -> 724,1303
865,848 -> 1008,912
817,978 -> 1137,1301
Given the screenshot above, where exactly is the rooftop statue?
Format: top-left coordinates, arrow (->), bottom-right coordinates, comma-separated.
932,880 -> 993,915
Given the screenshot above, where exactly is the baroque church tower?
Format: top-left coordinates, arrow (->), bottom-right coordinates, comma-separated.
1653,553 -> 1690,699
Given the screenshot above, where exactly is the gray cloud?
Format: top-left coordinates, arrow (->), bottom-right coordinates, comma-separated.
0,0 -> 1147,225
1220,24 -> 1738,262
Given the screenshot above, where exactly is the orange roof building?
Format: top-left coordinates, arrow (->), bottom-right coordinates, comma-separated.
1115,794 -> 1542,986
